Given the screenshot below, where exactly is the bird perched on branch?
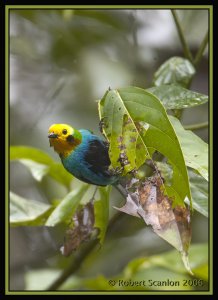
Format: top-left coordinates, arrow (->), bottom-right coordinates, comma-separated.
48,124 -> 118,186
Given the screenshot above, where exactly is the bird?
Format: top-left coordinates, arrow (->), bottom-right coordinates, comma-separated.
48,123 -> 119,186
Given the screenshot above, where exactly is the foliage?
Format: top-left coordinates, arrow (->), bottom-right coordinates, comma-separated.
147,85 -> 208,109
9,9 -> 209,292
10,146 -> 72,188
24,243 -> 208,290
153,57 -> 195,88
169,116 -> 208,181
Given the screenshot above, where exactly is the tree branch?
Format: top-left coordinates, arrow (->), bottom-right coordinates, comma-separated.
47,239 -> 98,290
184,121 -> 208,131
194,30 -> 209,67
171,10 -> 193,63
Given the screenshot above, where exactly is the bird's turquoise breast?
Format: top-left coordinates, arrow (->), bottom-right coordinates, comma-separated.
61,129 -> 118,186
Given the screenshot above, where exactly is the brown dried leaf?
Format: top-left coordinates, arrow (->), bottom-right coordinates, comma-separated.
60,202 -> 95,256
114,173 -> 192,273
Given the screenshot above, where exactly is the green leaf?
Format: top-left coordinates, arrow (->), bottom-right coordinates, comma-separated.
10,192 -> 51,226
84,275 -> 118,290
83,244 -> 207,291
99,90 -> 149,175
124,243 -> 208,280
192,264 -> 208,282
10,146 -> 72,188
84,270 -> 189,290
169,116 -> 208,181
45,184 -> 89,226
94,186 -> 111,244
147,85 -> 208,109
153,57 -> 195,87
99,87 -> 191,206
188,170 -> 208,217
156,162 -> 208,217
10,146 -> 54,165
19,159 -> 50,181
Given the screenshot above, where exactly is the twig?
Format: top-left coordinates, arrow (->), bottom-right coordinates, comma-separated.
184,121 -> 208,131
171,10 -> 193,63
194,30 -> 209,67
47,239 -> 98,290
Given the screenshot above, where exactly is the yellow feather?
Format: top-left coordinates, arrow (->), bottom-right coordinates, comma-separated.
48,124 -> 80,158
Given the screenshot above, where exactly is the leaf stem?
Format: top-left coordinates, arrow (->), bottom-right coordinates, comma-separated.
184,121 -> 208,131
193,30 -> 209,67
171,10 -> 193,63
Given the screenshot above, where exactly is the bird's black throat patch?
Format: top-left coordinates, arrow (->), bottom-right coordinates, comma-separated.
66,135 -> 75,143
66,134 -> 81,148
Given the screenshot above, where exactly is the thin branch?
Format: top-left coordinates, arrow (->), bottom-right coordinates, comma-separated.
171,10 -> 193,63
184,121 -> 208,131
194,30 -> 209,67
47,239 -> 98,290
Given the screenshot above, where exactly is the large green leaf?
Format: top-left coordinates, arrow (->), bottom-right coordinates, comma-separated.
99,86 -> 191,206
94,186 -> 111,244
153,57 -> 195,87
99,87 -> 193,272
45,184 -> 89,226
10,192 -> 52,226
147,85 -> 208,109
10,146 -> 72,188
169,116 -> 208,181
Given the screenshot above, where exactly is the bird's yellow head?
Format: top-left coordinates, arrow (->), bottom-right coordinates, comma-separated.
48,124 -> 82,158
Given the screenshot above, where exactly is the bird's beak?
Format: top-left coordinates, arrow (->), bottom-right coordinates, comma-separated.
48,133 -> 58,138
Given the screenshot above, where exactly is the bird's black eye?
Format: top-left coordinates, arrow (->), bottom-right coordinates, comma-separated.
62,129 -> 67,135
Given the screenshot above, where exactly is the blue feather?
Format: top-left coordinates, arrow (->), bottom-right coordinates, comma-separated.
61,130 -> 118,186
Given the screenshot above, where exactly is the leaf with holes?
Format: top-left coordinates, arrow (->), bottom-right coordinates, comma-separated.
99,86 -> 191,207
60,201 -> 95,256
99,86 -> 192,272
114,173 -> 192,274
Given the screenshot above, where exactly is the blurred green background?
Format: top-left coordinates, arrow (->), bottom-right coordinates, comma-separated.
9,9 -> 209,291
